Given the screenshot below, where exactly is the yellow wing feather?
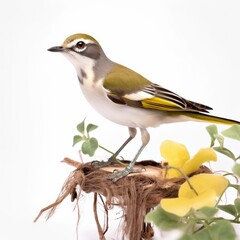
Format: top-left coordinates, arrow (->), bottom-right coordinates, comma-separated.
141,97 -> 186,111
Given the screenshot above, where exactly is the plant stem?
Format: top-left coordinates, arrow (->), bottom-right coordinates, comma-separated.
208,217 -> 240,224
99,145 -> 114,155
166,166 -> 199,196
99,145 -> 126,166
215,185 -> 229,206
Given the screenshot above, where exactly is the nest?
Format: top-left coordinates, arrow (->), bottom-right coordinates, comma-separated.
34,158 -> 211,240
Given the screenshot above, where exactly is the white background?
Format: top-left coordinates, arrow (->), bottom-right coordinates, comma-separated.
1,0 -> 240,239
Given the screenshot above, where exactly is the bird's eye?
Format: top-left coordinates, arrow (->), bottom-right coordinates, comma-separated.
76,41 -> 86,50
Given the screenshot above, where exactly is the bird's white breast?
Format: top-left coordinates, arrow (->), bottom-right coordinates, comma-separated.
79,78 -> 190,128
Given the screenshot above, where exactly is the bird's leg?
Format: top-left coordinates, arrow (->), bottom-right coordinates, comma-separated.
108,128 -> 150,182
92,127 -> 137,167
108,127 -> 137,163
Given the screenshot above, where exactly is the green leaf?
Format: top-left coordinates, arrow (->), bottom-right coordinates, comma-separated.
77,119 -> 85,134
194,220 -> 236,240
86,123 -> 98,133
222,125 -> 240,141
218,204 -> 237,217
213,146 -> 236,160
72,135 -> 83,146
232,163 -> 240,177
81,137 -> 99,157
145,206 -> 182,230
214,134 -> 224,148
206,125 -> 218,147
178,234 -> 192,240
234,198 -> 240,214
193,226 -> 212,240
194,207 -> 218,220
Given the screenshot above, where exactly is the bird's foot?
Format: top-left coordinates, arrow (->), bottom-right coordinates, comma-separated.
91,160 -> 113,168
107,166 -> 144,182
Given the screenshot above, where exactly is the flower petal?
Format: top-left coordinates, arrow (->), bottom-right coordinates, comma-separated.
179,173 -> 229,198
161,197 -> 192,216
182,148 -> 217,175
160,140 -> 190,178
191,190 -> 217,210
161,190 -> 217,217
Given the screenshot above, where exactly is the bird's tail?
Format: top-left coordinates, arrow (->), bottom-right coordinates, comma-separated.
184,112 -> 240,125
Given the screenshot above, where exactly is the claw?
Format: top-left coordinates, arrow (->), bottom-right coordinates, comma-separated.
92,155 -> 126,169
91,160 -> 112,168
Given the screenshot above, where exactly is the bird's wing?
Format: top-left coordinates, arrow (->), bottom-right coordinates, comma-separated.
103,64 -> 212,113
140,83 -> 212,113
103,64 -> 151,95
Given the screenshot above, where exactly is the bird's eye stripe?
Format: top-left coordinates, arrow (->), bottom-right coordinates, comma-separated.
65,38 -> 95,48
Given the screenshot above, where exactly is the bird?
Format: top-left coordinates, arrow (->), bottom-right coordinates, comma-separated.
48,33 -> 240,181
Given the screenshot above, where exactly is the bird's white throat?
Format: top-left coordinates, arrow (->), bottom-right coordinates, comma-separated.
63,51 -> 96,83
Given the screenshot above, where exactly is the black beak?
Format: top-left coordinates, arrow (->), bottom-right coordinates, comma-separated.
48,46 -> 64,52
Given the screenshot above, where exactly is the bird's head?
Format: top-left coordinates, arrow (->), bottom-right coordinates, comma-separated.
48,34 -> 108,77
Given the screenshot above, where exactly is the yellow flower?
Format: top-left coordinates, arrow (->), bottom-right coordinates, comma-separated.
161,140 -> 217,178
161,173 -> 229,216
